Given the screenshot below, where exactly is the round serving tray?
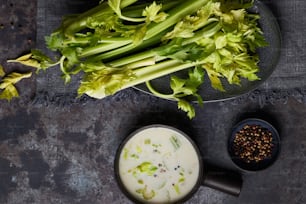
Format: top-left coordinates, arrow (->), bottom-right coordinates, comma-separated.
134,0 -> 281,102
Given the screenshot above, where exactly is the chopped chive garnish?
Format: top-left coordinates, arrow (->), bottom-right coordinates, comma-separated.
123,148 -> 129,160
173,184 -> 180,194
170,135 -> 181,150
131,154 -> 139,159
179,177 -> 185,183
136,162 -> 158,176
136,145 -> 142,153
144,139 -> 151,145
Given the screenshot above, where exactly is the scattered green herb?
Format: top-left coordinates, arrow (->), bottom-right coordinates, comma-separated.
152,143 -> 161,148
144,139 -> 151,145
158,181 -> 167,189
170,135 -> 181,150
134,162 -> 158,176
138,179 -> 144,184
173,183 -> 180,194
136,145 -> 142,153
136,185 -> 156,200
131,153 -> 139,159
123,148 -> 129,160
179,177 -> 185,183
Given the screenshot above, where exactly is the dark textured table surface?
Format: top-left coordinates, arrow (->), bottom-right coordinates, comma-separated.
1,0 -> 306,203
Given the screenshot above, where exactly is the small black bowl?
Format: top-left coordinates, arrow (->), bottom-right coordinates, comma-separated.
228,118 -> 280,172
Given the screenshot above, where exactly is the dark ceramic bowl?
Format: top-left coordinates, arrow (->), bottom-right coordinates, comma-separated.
228,118 -> 280,172
115,124 -> 242,204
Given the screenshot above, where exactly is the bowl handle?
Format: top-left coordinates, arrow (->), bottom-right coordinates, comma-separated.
202,165 -> 243,196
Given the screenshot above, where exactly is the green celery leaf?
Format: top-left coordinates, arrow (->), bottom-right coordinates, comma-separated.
177,99 -> 195,119
0,65 -> 5,77
8,50 -> 56,71
0,84 -> 19,101
237,68 -> 260,81
133,25 -> 147,45
163,1 -> 216,40
31,49 -> 56,69
170,76 -> 185,93
45,32 -> 65,51
0,72 -> 32,101
60,47 -> 80,83
0,72 -> 32,89
62,48 -> 79,67
87,12 -> 119,32
170,67 -> 204,97
78,61 -> 108,73
169,67 -> 204,118
186,66 -> 205,88
78,67 -> 135,99
109,0 -> 145,23
142,2 -> 168,23
215,34 -> 227,49
7,53 -> 41,69
108,0 -> 122,16
204,65 -> 225,92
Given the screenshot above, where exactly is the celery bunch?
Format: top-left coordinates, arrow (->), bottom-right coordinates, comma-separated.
9,0 -> 267,118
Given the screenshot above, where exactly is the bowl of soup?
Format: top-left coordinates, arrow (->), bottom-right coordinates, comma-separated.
115,124 -> 242,203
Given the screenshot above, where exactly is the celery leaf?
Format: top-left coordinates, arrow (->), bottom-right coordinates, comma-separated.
7,50 -> 56,71
0,84 -> 19,101
169,67 -> 204,118
0,72 -> 32,101
204,65 -> 225,92
142,2 -> 168,23
108,0 -> 121,16
177,99 -> 195,119
0,65 -> 5,77
0,72 -> 32,89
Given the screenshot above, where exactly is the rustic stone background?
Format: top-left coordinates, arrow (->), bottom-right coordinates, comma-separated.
0,0 -> 306,204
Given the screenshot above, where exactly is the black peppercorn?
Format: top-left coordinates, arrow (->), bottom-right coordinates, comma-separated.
233,124 -> 274,163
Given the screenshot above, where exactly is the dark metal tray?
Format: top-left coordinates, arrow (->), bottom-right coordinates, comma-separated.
135,0 -> 281,102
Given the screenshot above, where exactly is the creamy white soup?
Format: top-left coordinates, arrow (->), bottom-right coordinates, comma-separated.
118,126 -> 201,203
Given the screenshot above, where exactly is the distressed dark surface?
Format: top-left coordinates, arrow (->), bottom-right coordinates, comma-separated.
0,0 -> 306,204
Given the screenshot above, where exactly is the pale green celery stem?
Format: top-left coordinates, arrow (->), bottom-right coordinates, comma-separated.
107,22 -> 220,68
124,57 -> 156,69
122,1 -> 181,18
126,55 -> 166,68
64,37 -> 132,45
63,2 -> 110,36
97,60 -> 191,97
146,81 -> 189,99
88,43 -> 136,61
118,15 -> 146,23
94,20 -> 219,65
59,56 -> 67,75
146,81 -> 175,100
64,0 -> 138,36
170,136 -> 180,149
108,50 -> 155,67
90,29 -> 167,61
120,59 -> 196,90
79,41 -> 132,58
88,0 -> 209,61
183,20 -> 221,44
